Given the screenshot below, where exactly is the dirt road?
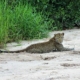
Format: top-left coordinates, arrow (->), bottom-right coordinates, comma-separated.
0,29 -> 80,80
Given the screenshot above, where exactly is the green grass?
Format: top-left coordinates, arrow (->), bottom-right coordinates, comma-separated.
0,2 -> 49,45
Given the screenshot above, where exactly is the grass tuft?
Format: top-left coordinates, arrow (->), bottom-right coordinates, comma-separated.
0,2 -> 48,45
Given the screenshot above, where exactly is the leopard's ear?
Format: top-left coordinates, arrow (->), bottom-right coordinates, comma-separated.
62,33 -> 64,35
54,33 -> 58,36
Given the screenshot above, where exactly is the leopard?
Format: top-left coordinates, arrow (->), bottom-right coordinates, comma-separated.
0,33 -> 74,53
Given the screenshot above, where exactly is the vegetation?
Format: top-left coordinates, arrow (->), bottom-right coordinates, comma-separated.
27,0 -> 80,30
0,1 -> 48,45
0,0 -> 80,45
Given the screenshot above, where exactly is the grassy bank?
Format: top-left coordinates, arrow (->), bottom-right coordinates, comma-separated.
0,2 -> 48,45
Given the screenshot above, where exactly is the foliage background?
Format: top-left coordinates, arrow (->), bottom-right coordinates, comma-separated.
0,0 -> 80,45
27,0 -> 80,30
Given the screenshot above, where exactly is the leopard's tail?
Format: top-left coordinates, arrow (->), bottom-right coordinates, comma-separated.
0,49 -> 26,53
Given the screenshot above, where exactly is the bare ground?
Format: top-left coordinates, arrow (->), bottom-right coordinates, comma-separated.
0,29 -> 80,80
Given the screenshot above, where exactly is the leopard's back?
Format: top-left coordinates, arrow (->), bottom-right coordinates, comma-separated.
26,33 -> 64,53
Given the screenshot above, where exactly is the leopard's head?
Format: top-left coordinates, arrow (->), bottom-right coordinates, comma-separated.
54,33 -> 64,44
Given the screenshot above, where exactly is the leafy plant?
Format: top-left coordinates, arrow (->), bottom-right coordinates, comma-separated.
27,0 -> 80,30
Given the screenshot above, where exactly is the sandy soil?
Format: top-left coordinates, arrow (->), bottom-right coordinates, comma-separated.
0,29 -> 80,80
